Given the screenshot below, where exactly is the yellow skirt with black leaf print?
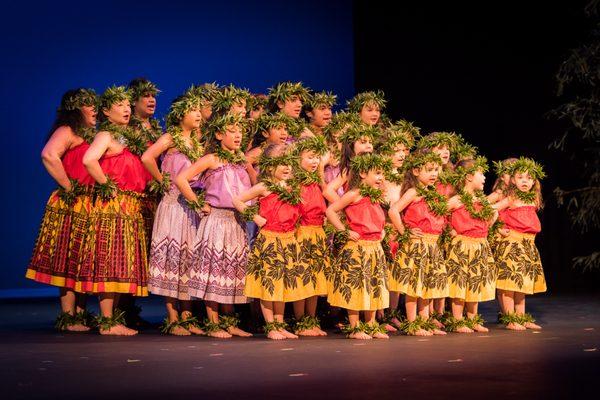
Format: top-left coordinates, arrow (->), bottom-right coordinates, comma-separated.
296,225 -> 329,297
391,233 -> 448,299
446,235 -> 497,302
493,230 -> 546,294
244,230 -> 313,302
327,240 -> 389,311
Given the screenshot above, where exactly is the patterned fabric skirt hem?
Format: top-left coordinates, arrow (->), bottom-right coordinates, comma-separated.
74,280 -> 148,296
327,240 -> 389,311
446,235 -> 496,302
494,230 -> 546,295
296,225 -> 329,297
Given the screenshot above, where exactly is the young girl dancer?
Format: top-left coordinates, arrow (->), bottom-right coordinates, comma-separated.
268,82 -> 311,139
233,144 -> 302,340
176,114 -> 253,338
346,91 -> 386,126
388,150 -> 449,336
322,112 -> 362,193
292,136 -> 329,336
212,84 -> 250,117
80,86 -> 152,336
304,91 -> 336,136
27,88 -> 98,331
326,153 -> 391,340
445,157 -> 497,333
493,157 -> 546,330
141,92 -> 206,336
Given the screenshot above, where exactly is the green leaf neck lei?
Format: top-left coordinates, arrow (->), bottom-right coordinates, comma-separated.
459,190 -> 494,220
294,168 -> 321,186
169,127 -> 204,162
263,178 -> 301,205
514,189 -> 537,205
214,146 -> 246,165
416,185 -> 449,216
99,120 -> 147,156
130,115 -> 162,142
385,168 -> 404,186
359,184 -> 384,204
77,127 -> 96,144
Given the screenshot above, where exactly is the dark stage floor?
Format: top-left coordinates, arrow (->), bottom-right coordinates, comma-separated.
1,294 -> 599,400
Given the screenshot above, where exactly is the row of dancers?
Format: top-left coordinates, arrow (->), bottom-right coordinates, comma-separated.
26,79 -> 547,339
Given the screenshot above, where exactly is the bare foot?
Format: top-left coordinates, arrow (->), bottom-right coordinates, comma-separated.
348,331 -> 372,340
169,325 -> 191,336
296,328 -> 319,337
432,328 -> 447,336
227,326 -> 253,337
100,324 -> 138,336
279,329 -> 298,339
455,326 -> 474,334
506,322 -> 526,331
523,322 -> 542,330
208,329 -> 233,339
431,318 -> 445,329
371,331 -> 389,339
471,324 -> 489,333
186,325 -> 205,335
412,328 -> 433,336
65,323 -> 91,332
390,317 -> 403,329
267,330 -> 287,340
314,327 -> 328,336
382,323 -> 397,332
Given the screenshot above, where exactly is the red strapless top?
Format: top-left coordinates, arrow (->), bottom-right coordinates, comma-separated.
403,198 -> 446,234
99,149 -> 151,193
345,197 -> 385,240
436,182 -> 454,197
259,193 -> 300,233
299,183 -> 326,226
451,205 -> 488,238
499,206 -> 541,234
62,142 -> 94,186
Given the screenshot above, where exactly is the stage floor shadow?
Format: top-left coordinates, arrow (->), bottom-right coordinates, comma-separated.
1,294 -> 599,400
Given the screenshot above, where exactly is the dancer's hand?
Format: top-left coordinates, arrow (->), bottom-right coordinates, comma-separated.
499,228 -> 510,237
254,215 -> 267,228
348,230 -> 360,241
410,228 -> 424,239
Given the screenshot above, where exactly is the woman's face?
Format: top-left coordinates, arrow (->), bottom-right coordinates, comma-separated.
359,102 -> 380,126
133,94 -> 156,118
300,150 -> 320,172
308,105 -> 332,128
278,95 -> 303,118
103,100 -> 131,125
80,105 -> 97,127
249,106 -> 264,120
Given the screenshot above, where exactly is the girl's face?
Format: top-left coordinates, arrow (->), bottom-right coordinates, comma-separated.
133,94 -> 156,118
300,150 -> 320,172
512,172 -> 534,192
273,164 -> 292,181
263,125 -> 289,145
308,105 -> 332,128
104,100 -> 131,125
249,106 -> 264,121
217,124 -> 243,151
391,144 -> 407,168
359,102 -> 380,126
432,145 -> 450,165
501,173 -> 511,186
467,170 -> 486,191
200,102 -> 212,121
229,99 -> 246,117
361,168 -> 385,189
80,105 -> 97,127
413,162 -> 440,186
181,108 -> 203,130
353,136 -> 373,155
278,95 -> 303,118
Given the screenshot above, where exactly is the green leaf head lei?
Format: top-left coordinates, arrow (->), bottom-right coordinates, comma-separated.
377,131 -> 414,156
255,112 -> 295,137
452,136 -> 479,163
416,131 -> 460,153
61,88 -> 98,112
211,84 -> 251,114
346,90 -> 387,113
205,114 -> 247,164
165,91 -> 204,129
402,150 -> 443,172
338,123 -> 382,146
258,146 -> 298,173
447,156 -> 489,189
305,91 -> 337,110
507,156 -> 546,181
292,135 -> 328,157
246,94 -> 268,111
322,111 -> 362,142
268,81 -> 311,105
188,82 -> 221,103
349,153 -> 392,192
99,86 -> 132,111
128,79 -> 160,102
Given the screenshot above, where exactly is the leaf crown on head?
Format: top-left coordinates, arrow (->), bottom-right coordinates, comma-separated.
129,80 -> 160,102
211,84 -> 251,113
99,86 -> 131,111
268,81 -> 310,104
347,90 -> 386,113
61,88 -> 98,111
507,156 -> 546,180
305,91 -> 337,109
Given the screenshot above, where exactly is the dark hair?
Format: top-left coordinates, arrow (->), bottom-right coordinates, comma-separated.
128,77 -> 151,100
399,148 -> 436,196
339,135 -> 374,177
46,89 -> 91,142
492,157 -> 518,194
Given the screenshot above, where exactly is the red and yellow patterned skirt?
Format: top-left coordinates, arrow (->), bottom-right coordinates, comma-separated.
391,233 -> 448,299
26,189 -> 94,289
327,239 -> 389,311
296,225 -> 329,297
446,235 -> 496,302
494,230 -> 546,295
76,191 -> 149,296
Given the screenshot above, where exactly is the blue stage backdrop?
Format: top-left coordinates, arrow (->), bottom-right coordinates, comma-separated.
0,0 -> 354,296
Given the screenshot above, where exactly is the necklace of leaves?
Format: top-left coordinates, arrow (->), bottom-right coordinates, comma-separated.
459,189 -> 494,220
99,120 -> 147,156
215,146 -> 246,165
359,184 -> 384,203
416,185 -> 449,216
385,168 -> 404,185
514,189 -> 537,204
263,178 -> 301,205
294,168 -> 321,186
77,127 -> 96,144
130,115 -> 162,142
170,126 -> 204,162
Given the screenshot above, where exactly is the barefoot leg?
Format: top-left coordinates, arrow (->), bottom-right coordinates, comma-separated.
220,304 -> 252,337
451,298 -> 465,320
59,289 -> 89,332
179,301 -> 204,334
365,310 -> 388,339
434,298 -> 446,316
347,310 -> 371,340
466,302 -> 488,332
205,301 -> 232,338
404,296 -> 430,336
293,299 -> 306,320
98,293 -> 137,336
274,301 -> 297,339
500,290 -> 525,331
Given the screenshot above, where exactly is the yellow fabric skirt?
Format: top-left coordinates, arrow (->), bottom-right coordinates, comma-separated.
446,235 -> 496,302
327,239 -> 389,311
244,230 -> 312,302
391,233 -> 448,299
494,230 -> 546,294
296,225 -> 329,296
